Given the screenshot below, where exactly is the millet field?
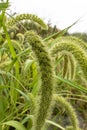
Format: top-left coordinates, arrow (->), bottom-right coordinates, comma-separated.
0,1 -> 87,130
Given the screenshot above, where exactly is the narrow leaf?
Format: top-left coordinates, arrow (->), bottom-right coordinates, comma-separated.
3,120 -> 27,130
54,75 -> 87,94
43,19 -> 80,41
46,120 -> 65,130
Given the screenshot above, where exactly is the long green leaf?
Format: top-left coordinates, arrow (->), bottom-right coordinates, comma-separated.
2,22 -> 20,101
46,119 -> 65,130
43,19 -> 80,41
54,75 -> 87,94
3,120 -> 27,130
15,88 -> 30,101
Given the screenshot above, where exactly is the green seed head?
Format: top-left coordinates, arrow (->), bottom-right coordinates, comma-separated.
53,95 -> 80,130
25,31 -> 54,130
51,41 -> 87,79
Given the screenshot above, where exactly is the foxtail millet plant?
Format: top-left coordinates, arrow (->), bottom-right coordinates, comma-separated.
51,51 -> 76,80
61,52 -> 76,80
48,36 -> 87,80
7,14 -> 48,30
51,41 -> 87,79
50,36 -> 87,52
24,31 -> 54,130
0,9 -> 83,130
63,54 -> 69,78
63,36 -> 87,52
68,54 -> 76,80
53,94 -> 81,130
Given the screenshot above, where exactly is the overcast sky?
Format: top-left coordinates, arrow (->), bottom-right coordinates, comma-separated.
8,0 -> 87,33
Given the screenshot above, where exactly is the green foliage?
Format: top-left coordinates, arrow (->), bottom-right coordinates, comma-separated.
0,4 -> 86,130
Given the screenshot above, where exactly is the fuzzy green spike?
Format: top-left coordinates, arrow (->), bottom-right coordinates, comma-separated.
68,55 -> 76,80
24,31 -> 54,130
63,54 -> 69,78
16,33 -> 24,44
51,41 -> 87,79
3,39 -> 22,51
52,36 -> 87,52
7,14 -> 48,30
53,95 -> 80,130
65,36 -> 87,51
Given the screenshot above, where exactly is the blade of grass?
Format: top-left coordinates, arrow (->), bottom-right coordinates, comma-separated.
46,119 -> 65,130
0,70 -> 27,92
54,75 -> 87,94
15,88 -> 30,101
3,120 -> 27,130
43,19 -> 80,42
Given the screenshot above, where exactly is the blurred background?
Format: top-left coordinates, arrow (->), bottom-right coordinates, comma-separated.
8,0 -> 87,33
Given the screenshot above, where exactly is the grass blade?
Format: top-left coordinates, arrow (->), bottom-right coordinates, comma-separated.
43,19 -> 80,42
3,120 -> 27,130
46,119 -> 65,130
54,75 -> 87,94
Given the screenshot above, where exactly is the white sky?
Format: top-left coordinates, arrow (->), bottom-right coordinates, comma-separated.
8,0 -> 87,33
